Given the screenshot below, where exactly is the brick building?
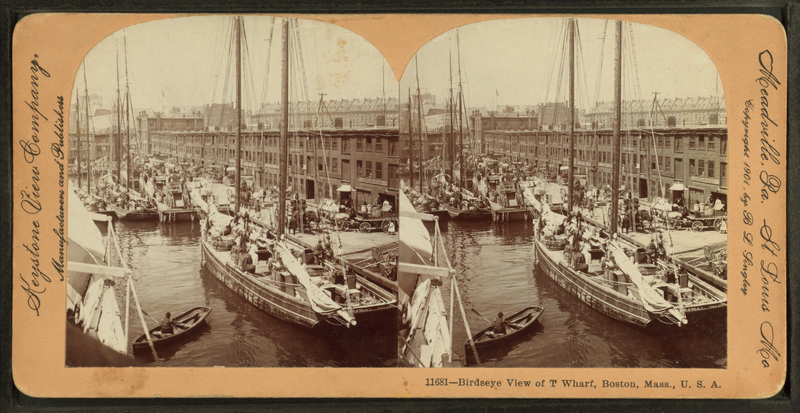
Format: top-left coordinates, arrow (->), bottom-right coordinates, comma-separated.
149,127 -> 401,208
481,125 -> 728,205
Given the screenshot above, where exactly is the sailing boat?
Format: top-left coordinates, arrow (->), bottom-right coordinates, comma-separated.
439,33 -> 492,221
110,37 -> 160,222
199,17 -> 395,332
532,19 -> 726,329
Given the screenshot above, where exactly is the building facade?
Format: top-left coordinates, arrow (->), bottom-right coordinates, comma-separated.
481,125 -> 728,205
149,127 -> 401,208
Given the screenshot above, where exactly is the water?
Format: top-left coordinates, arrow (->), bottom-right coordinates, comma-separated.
108,220 -> 394,367
434,219 -> 727,368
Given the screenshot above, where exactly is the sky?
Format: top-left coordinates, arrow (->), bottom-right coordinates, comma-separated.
72,15 -> 396,112
400,17 -> 723,111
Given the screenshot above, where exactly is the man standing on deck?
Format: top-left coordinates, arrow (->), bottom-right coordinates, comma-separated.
313,239 -> 325,265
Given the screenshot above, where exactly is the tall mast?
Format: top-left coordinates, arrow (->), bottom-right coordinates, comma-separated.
76,87 -> 82,190
610,20 -> 623,235
83,66 -> 92,192
414,55 -> 423,194
567,18 -> 575,213
407,89 -> 415,190
408,88 -> 414,188
456,30 -> 464,191
277,18 -> 290,237
116,42 -> 122,185
234,16 -> 242,214
124,36 -> 132,189
447,48 -> 454,182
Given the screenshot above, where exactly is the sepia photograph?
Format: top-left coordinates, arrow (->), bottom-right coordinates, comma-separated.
65,15 -> 401,367
398,17 -> 728,368
10,10 -> 788,399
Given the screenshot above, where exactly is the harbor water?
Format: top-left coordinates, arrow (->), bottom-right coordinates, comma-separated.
434,219 -> 727,368
97,220 -> 395,367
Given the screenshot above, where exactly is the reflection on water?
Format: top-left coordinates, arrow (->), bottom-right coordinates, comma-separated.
85,220 -> 394,367
436,219 -> 727,368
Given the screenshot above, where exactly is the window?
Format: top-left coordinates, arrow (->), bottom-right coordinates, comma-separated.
720,162 -> 727,186
674,137 -> 682,153
689,159 -> 696,176
664,136 -> 671,149
356,138 -> 363,152
366,137 -> 373,152
720,137 -> 727,155
651,156 -> 656,171
318,157 -> 323,172
689,136 -> 696,150
658,156 -> 663,170
708,160 -> 715,178
332,139 -> 338,151
375,162 -> 383,179
698,136 -> 705,150
665,157 -> 671,172
357,160 -> 363,177
366,161 -> 373,178
707,136 -> 714,151
318,138 -> 322,149
658,136 -> 663,148
375,137 -> 382,152
698,160 -> 705,177
324,139 -> 331,150
342,160 -> 351,179
342,138 -> 350,154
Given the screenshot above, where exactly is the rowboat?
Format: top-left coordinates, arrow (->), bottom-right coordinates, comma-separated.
463,306 -> 544,364
132,307 -> 212,355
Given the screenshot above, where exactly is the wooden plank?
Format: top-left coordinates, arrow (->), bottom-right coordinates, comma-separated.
398,262 -> 451,278
67,261 -> 129,278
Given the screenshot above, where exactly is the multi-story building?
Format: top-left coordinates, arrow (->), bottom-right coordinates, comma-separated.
149,127 -> 401,209
584,96 -> 727,129
481,125 -> 728,206
136,110 -> 205,155
249,97 -> 399,131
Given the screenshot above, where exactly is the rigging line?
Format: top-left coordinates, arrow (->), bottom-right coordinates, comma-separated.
550,20 -> 569,129
590,20 -> 608,127
541,18 -> 565,105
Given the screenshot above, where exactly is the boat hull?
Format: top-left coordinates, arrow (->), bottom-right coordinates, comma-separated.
534,240 -> 725,329
444,204 -> 492,221
111,205 -> 159,222
132,307 -> 212,354
201,240 -> 396,332
490,207 -> 530,222
464,306 -> 544,365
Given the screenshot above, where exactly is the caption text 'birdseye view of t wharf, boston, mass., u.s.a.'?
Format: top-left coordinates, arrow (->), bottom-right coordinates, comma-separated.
65,16 -> 728,369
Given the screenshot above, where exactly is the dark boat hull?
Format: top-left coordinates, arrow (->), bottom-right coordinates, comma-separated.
444,204 -> 492,221
132,306 -> 211,354
201,240 -> 396,332
534,240 -> 726,329
464,306 -> 544,363
112,205 -> 159,222
490,207 -> 530,222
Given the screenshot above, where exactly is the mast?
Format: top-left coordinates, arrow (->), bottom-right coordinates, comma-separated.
456,30 -> 464,191
567,18 -> 575,213
407,89 -> 415,190
116,43 -> 122,185
124,36 -> 131,190
610,20 -> 623,235
277,18 -> 289,237
76,88 -> 82,190
447,49 -> 454,184
414,55 -> 423,194
83,66 -> 92,192
234,16 -> 242,214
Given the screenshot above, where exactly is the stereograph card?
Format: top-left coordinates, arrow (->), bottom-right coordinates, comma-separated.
9,11 -> 788,400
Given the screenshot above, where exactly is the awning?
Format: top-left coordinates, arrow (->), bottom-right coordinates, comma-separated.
336,184 -> 352,192
669,183 -> 686,191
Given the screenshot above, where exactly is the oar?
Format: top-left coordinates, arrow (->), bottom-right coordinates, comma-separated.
471,308 -> 493,325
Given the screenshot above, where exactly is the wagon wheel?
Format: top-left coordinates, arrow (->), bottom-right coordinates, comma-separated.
691,220 -> 704,232
713,218 -> 724,231
380,219 -> 392,233
358,222 -> 372,233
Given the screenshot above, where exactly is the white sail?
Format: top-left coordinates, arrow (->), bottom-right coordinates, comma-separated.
276,244 -> 356,326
